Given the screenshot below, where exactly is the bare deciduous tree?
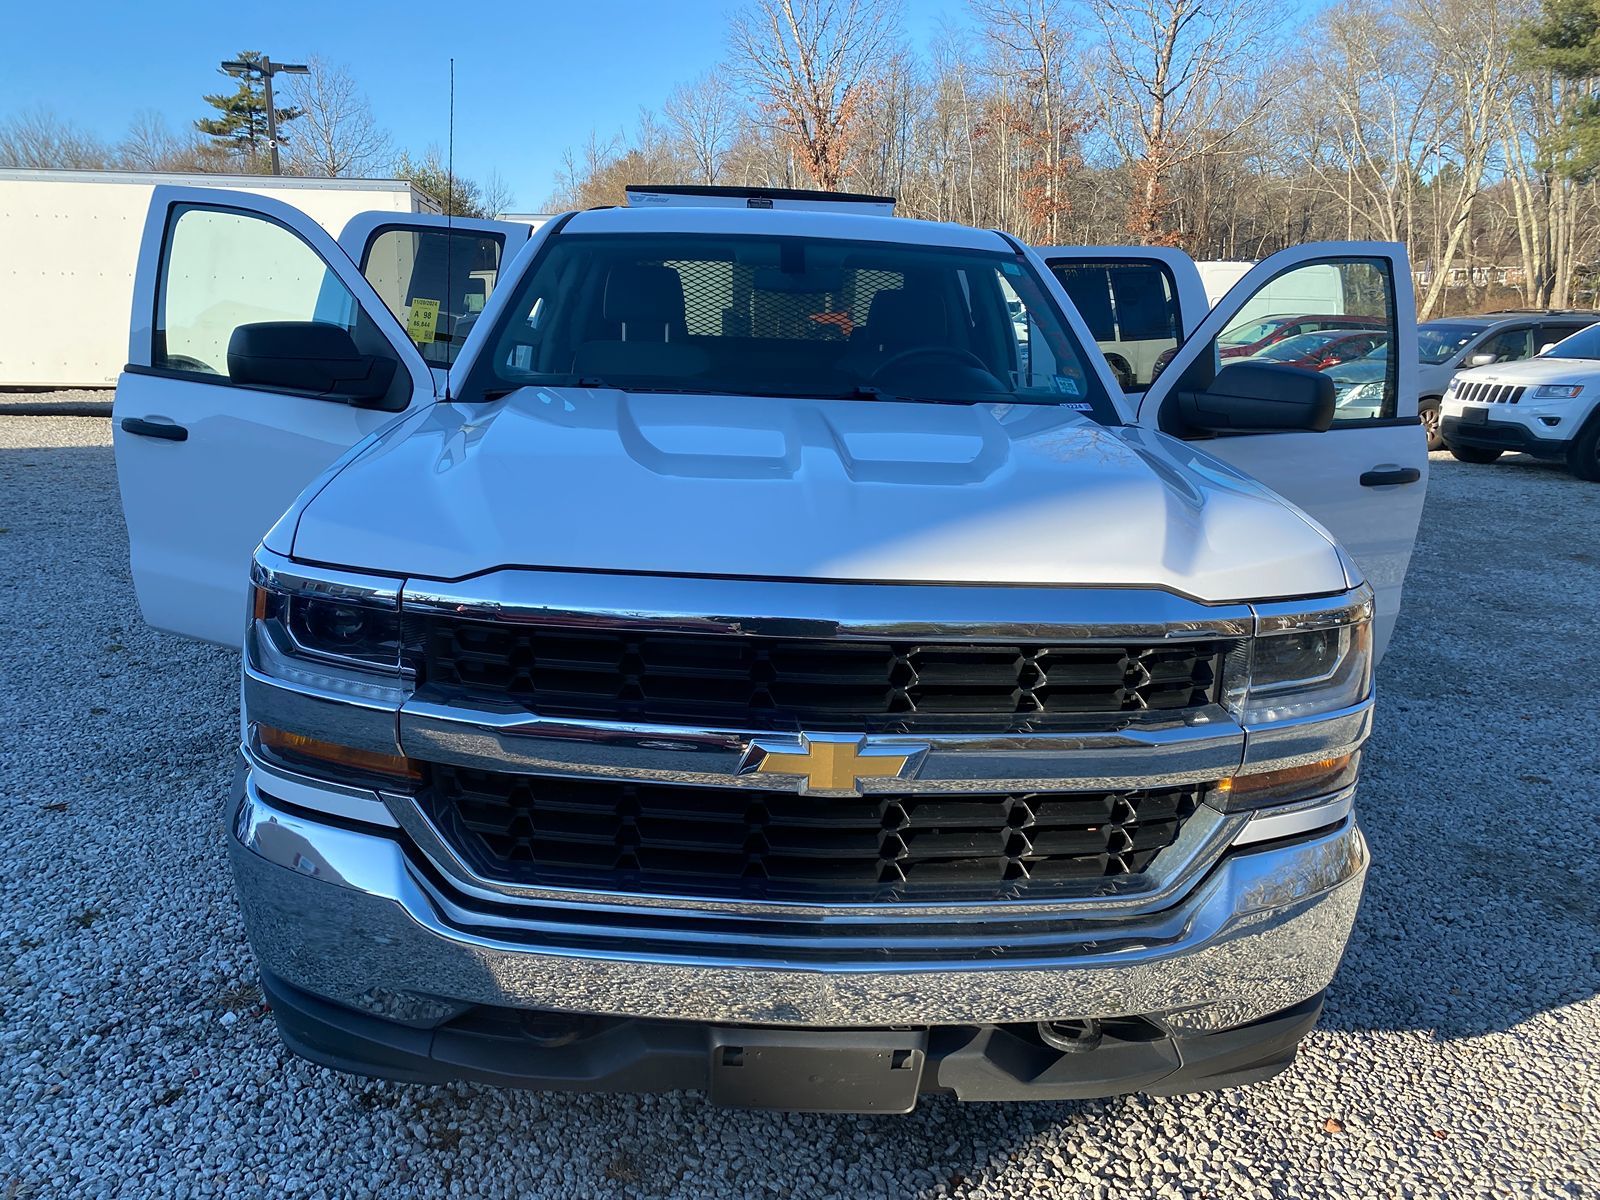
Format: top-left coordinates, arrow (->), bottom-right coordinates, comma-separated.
1091,0 -> 1278,243
728,0 -> 900,189
0,108 -> 111,169
481,168 -> 515,218
665,70 -> 740,184
283,56 -> 393,178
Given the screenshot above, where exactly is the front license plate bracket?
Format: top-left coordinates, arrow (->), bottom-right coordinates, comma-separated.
707,1027 -> 928,1113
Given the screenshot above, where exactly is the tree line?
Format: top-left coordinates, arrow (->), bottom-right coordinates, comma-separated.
550,0 -> 1600,318
0,51 -> 511,218
6,2 -> 1600,318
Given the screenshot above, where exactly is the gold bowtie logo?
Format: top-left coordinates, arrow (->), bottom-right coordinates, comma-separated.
739,735 -> 925,795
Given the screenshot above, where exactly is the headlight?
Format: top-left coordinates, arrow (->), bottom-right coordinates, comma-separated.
1530,383 -> 1584,399
245,550 -> 415,789
249,557 -> 402,670
1446,378 -> 1460,395
1223,610 -> 1373,725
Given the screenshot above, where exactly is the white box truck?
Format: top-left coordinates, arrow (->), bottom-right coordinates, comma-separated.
0,169 -> 439,389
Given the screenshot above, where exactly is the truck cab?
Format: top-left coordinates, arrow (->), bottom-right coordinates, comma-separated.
112,185 -> 1426,1111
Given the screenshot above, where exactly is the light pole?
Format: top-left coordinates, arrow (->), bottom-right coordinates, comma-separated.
220,56 -> 308,175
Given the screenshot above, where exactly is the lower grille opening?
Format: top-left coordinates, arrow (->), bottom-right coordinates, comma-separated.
420,765 -> 1202,904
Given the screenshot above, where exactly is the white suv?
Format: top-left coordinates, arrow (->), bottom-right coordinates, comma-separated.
1439,322 -> 1600,480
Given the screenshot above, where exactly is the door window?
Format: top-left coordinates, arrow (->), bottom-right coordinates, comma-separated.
1049,260 -> 1180,391
1475,326 -> 1533,363
155,205 -> 389,393
1168,259 -> 1400,428
1537,322 -> 1591,352
362,227 -> 505,367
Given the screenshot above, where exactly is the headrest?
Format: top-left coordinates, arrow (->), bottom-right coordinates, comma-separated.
604,263 -> 686,330
864,288 -> 947,347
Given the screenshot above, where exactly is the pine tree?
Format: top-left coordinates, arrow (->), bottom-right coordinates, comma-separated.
1515,0 -> 1600,181
195,50 -> 302,169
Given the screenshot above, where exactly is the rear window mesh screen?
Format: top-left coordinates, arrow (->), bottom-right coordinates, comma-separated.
659,260 -> 904,341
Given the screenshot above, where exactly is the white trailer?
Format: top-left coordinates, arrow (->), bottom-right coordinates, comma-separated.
0,169 -> 439,389
1197,260 -> 1345,324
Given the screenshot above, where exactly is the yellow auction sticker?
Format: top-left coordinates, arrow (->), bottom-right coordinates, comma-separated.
407,298 -> 441,344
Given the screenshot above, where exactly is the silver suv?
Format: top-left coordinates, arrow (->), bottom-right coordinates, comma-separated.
1410,311 -> 1598,448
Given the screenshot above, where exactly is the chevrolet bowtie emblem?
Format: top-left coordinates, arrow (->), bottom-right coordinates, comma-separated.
738,735 -> 927,795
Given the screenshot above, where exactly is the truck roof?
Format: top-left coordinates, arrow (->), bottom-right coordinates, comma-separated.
560,203 -> 1013,252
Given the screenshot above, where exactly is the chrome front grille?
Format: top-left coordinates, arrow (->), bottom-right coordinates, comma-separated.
392,575 -> 1265,909
420,763 -> 1202,904
410,618 -> 1224,734
1455,380 -> 1526,404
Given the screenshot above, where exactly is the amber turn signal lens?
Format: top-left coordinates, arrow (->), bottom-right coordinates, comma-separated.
256,724 -> 420,782
1214,753 -> 1357,812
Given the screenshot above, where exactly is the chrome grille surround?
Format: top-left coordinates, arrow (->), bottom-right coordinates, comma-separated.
373,570 -> 1370,916
243,550 -> 1374,922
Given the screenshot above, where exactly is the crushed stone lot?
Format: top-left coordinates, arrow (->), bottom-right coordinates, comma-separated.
1,413 -> 1596,1200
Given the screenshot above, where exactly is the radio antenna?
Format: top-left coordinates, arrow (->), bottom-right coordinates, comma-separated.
443,56 -> 455,402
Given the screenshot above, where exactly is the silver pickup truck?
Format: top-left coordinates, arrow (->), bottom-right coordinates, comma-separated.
113,185 -> 1427,1112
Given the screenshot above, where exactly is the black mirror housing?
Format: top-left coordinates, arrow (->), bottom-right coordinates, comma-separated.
227,321 -> 400,407
1176,361 -> 1336,435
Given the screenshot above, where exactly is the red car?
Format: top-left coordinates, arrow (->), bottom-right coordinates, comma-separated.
1249,329 -> 1388,370
1217,314 -> 1385,359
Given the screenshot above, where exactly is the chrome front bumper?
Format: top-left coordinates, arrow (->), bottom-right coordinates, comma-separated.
229,765 -> 1368,1036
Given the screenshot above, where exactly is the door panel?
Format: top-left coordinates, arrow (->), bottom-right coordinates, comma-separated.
1038,247 -> 1206,392
114,187 -> 434,646
1139,243 -> 1426,660
339,212 -> 531,368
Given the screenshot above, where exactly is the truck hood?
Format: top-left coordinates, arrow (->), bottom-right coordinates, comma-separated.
288,388 -> 1346,602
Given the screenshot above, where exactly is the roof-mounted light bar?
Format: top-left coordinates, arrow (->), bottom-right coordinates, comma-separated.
624,184 -> 895,215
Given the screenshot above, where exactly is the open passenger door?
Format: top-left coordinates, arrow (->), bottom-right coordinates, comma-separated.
1135,243 -> 1426,659
113,186 -> 437,645
1036,247 -> 1208,393
338,212 -> 532,369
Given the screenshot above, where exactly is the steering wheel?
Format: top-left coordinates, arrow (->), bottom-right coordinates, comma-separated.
869,346 -> 991,380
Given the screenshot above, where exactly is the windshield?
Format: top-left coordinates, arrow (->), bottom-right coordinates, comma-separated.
1417,322 -> 1483,364
1217,317 -> 1293,348
1542,322 -> 1600,360
480,232 -> 1114,420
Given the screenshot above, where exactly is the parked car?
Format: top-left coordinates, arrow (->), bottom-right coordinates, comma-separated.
112,183 -> 1425,1112
1439,320 -> 1600,480
1146,312 -> 1384,381
1325,346 -> 1390,420
1249,329 -> 1389,371
1216,313 -> 1384,359
1410,311 -> 1598,449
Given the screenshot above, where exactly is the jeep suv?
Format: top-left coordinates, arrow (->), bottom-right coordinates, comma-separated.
112,185 -> 1426,1111
1439,320 -> 1600,480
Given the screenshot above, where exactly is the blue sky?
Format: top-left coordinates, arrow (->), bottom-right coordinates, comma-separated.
0,0 -> 975,210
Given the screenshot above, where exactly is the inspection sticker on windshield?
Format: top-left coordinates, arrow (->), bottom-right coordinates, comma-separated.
1052,375 -> 1084,396
407,298 -> 441,344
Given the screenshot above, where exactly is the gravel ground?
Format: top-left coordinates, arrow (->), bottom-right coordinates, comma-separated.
1,414 -> 1596,1200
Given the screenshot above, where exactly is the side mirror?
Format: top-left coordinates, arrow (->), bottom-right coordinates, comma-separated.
1466,352 -> 1497,368
227,322 -> 400,407
1176,362 -> 1335,435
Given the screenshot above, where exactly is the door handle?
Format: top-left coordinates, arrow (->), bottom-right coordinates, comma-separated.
1359,466 -> 1420,487
120,417 -> 188,442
